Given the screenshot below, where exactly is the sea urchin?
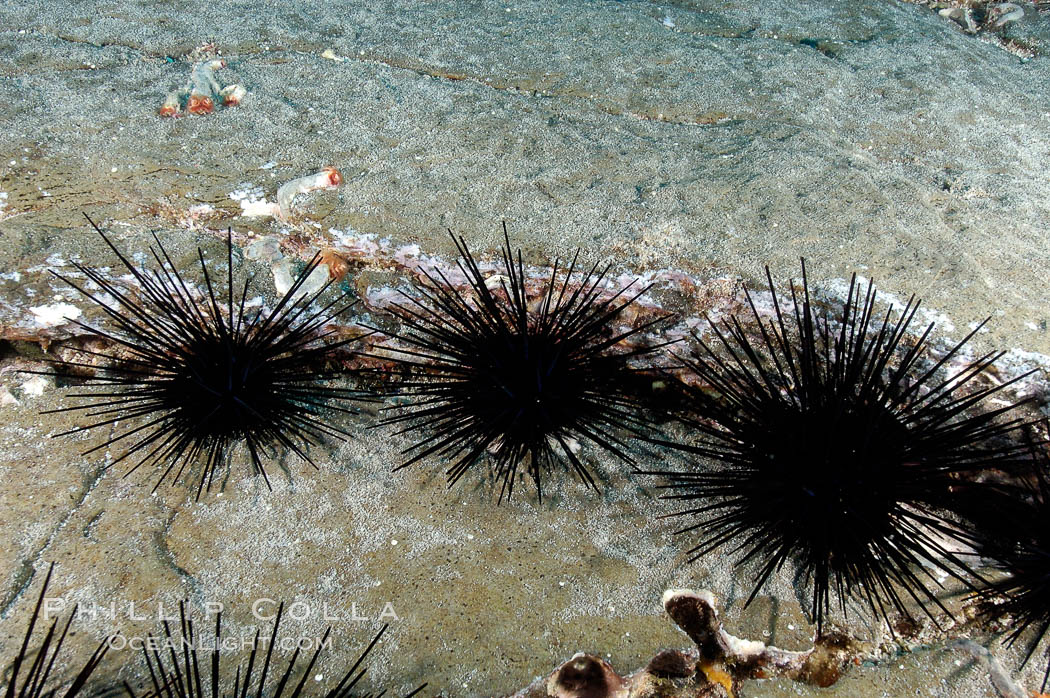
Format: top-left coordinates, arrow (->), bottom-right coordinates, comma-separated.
42,216 -> 366,498
648,262 -> 1031,632
2,563 -> 113,698
963,445 -> 1050,691
371,225 -> 670,501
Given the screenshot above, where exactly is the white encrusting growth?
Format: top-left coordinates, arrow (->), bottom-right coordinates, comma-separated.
21,375 -> 49,397
29,302 -> 81,327
824,276 -> 955,333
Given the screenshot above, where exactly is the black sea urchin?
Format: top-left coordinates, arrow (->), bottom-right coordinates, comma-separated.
2,564 -> 113,697
963,448 -> 1050,691
371,225 -> 670,501
42,216 -> 365,498
648,262 -> 1031,632
122,602 -> 426,698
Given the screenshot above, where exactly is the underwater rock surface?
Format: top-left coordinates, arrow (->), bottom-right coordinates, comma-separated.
1,0 -> 1050,695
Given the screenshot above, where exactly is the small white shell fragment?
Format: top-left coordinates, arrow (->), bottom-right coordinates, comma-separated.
559,436 -> 581,455
939,7 -> 977,33
272,259 -> 296,295
239,199 -> 280,218
0,386 -> 19,406
272,257 -> 330,298
990,2 -> 1023,26
276,167 -> 343,220
21,375 -> 49,397
220,83 -> 247,106
484,274 -> 510,292
30,302 -> 81,327
245,236 -> 284,262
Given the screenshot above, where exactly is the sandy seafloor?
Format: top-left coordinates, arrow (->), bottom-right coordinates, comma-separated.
1,0 -> 1050,696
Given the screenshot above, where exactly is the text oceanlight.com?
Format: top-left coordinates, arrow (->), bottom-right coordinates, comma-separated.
105,633 -> 337,652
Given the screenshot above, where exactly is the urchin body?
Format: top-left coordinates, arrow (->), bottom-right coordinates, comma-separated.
653,263 -> 1030,631
456,332 -> 591,457
143,311 -> 323,455
45,217 -> 363,498
375,226 -> 669,501
736,399 -> 905,542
